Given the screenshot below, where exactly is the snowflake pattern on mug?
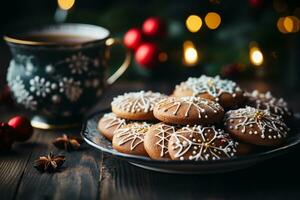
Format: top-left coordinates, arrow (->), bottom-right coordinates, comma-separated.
65,52 -> 89,75
59,77 -> 83,102
29,76 -> 51,97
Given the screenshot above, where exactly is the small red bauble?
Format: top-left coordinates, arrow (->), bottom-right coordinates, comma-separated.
142,17 -> 166,38
135,43 -> 159,69
124,28 -> 143,50
0,122 -> 15,150
8,116 -> 33,142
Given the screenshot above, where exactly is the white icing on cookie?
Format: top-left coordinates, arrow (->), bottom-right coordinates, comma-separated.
153,124 -> 176,157
246,90 -> 292,116
157,96 -> 223,118
111,91 -> 166,113
175,75 -> 241,101
114,122 -> 151,150
225,106 -> 288,139
101,112 -> 126,130
171,125 -> 238,161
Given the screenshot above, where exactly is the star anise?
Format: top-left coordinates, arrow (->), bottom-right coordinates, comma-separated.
53,134 -> 83,151
34,152 -> 65,173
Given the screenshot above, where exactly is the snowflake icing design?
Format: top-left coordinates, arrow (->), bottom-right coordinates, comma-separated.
65,52 -> 89,75
29,76 -> 51,97
102,113 -> 127,129
171,125 -> 238,161
59,77 -> 82,102
176,75 -> 241,101
9,76 -> 37,110
111,91 -> 167,113
225,106 -> 288,139
153,124 -> 176,157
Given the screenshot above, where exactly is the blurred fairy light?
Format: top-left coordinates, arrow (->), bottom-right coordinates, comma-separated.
186,15 -> 202,33
205,12 -> 221,30
158,52 -> 168,62
277,16 -> 300,34
273,0 -> 287,13
58,0 -> 75,10
249,43 -> 264,67
183,41 -> 199,66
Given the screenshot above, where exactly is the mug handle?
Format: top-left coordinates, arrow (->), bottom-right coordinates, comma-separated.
105,38 -> 131,85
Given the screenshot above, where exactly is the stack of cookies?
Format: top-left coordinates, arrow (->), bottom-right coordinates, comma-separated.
97,75 -> 292,161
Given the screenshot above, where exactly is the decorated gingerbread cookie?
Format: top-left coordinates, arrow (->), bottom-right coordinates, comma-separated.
153,96 -> 224,125
144,123 -> 177,160
112,122 -> 151,156
98,112 -> 127,141
168,125 -> 238,161
224,107 -> 289,146
245,90 -> 292,118
173,75 -> 244,108
111,91 -> 167,120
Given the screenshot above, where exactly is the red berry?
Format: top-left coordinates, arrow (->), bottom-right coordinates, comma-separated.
124,28 -> 143,50
142,17 -> 166,38
135,43 -> 159,69
0,122 -> 15,150
8,116 -> 33,142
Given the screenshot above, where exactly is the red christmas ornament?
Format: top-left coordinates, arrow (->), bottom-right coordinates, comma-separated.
142,17 -> 166,38
124,28 -> 143,50
248,0 -> 263,8
8,116 -> 33,142
0,122 -> 15,150
135,43 -> 159,69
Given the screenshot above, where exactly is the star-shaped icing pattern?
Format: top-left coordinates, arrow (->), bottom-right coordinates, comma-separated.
170,125 -> 238,161
111,91 -> 166,113
225,106 -> 289,140
175,75 -> 241,101
157,96 -> 222,118
246,90 -> 292,116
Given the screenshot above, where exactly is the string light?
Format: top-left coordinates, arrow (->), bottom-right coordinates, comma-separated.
277,16 -> 300,33
58,0 -> 75,10
249,43 -> 264,67
186,15 -> 202,33
205,12 -> 221,30
183,41 -> 199,66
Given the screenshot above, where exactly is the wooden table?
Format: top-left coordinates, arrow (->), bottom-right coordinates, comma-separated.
1,81 -> 300,200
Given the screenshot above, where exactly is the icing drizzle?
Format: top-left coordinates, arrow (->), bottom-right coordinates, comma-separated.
101,113 -> 126,130
112,91 -> 166,113
225,106 -> 288,139
170,125 -> 238,161
157,96 -> 223,118
246,90 -> 292,116
153,124 -> 176,157
114,122 -> 150,150
175,75 -> 241,101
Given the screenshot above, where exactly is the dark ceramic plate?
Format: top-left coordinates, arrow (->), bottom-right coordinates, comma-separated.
81,111 -> 300,174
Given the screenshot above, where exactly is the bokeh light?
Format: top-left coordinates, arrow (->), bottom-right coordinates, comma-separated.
186,15 -> 202,33
183,41 -> 199,66
277,16 -> 300,33
58,0 -> 75,10
250,46 -> 264,66
205,12 -> 221,30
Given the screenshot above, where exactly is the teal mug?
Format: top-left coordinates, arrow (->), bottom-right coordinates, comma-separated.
4,23 -> 131,129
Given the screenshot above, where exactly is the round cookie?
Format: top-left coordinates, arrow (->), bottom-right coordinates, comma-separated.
97,112 -> 127,141
112,122 -> 151,156
153,96 -> 224,125
245,90 -> 292,118
144,123 -> 177,160
111,91 -> 167,120
173,75 -> 244,108
224,106 -> 289,146
168,125 -> 238,161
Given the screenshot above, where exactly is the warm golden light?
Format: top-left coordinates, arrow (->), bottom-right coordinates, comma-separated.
186,15 -> 202,33
250,47 -> 264,66
183,41 -> 199,66
205,12 -> 221,30
277,16 -> 300,33
58,0 -> 75,10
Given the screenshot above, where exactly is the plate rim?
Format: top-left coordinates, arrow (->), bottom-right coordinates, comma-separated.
81,110 -> 300,165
